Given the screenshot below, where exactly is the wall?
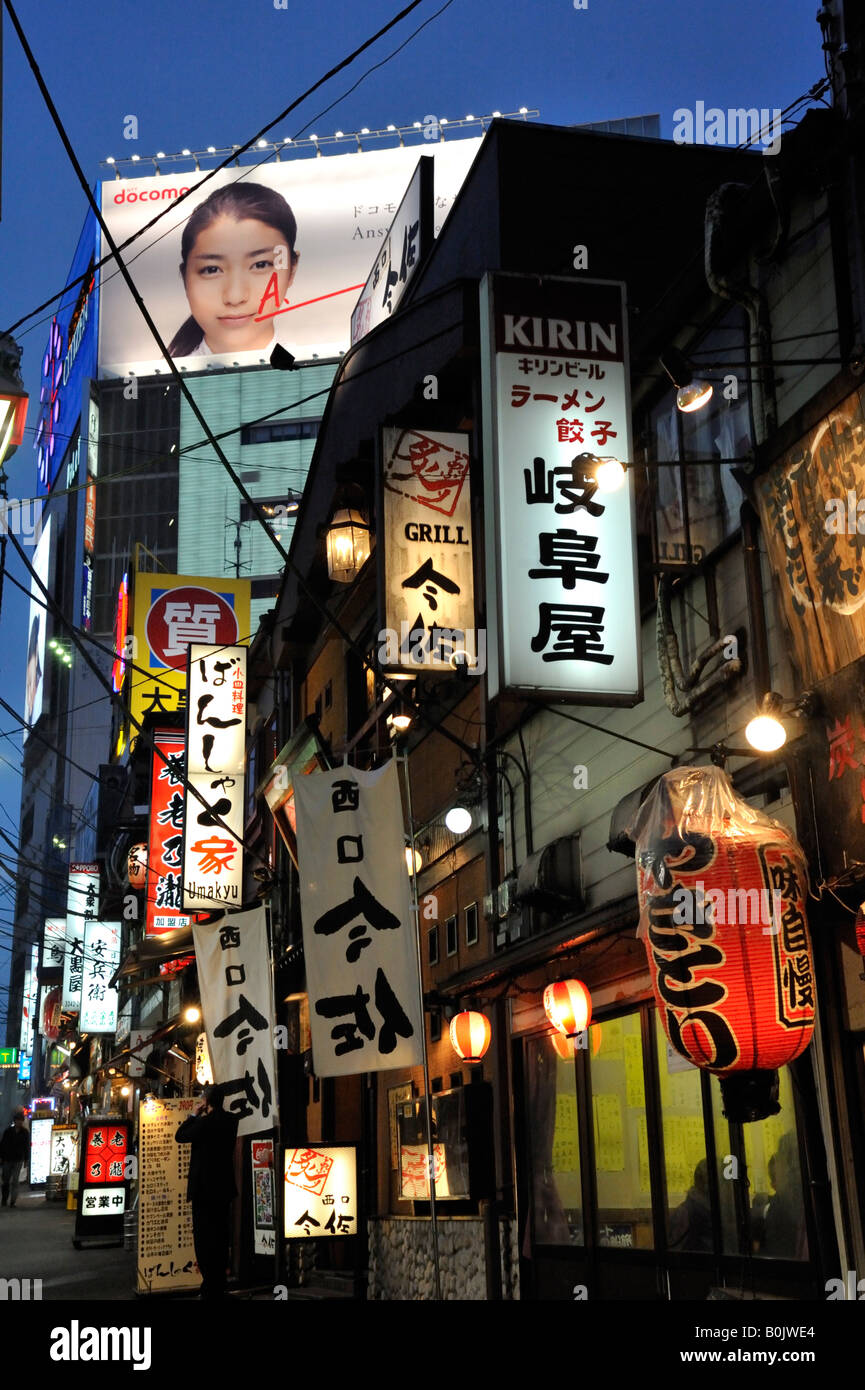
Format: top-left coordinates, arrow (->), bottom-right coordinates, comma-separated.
367,1215 -> 519,1300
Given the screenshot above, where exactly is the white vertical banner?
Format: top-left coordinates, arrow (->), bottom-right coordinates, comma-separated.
42,917 -> 66,972
293,761 -> 423,1078
192,906 -> 276,1138
64,864 -> 99,1012
182,644 -> 247,911
79,921 -> 121,1032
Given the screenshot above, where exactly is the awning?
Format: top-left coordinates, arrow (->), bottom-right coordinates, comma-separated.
110,925 -> 195,990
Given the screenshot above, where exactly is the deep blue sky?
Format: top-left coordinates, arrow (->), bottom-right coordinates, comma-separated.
0,0 -> 823,1025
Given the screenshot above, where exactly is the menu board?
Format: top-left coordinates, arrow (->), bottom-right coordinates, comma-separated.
137,1097 -> 199,1294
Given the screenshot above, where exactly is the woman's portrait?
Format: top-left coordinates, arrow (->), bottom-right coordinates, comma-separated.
168,182 -> 300,358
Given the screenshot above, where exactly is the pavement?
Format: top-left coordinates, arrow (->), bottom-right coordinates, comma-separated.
0,1184 -> 137,1301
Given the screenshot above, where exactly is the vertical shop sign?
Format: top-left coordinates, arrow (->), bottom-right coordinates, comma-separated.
182,644 -> 246,911
146,729 -> 191,935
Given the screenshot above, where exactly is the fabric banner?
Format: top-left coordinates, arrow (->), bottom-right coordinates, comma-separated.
294,760 -> 423,1078
192,906 -> 276,1138
182,644 -> 247,911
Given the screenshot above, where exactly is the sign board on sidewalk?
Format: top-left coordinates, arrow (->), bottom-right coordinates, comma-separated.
137,1096 -> 200,1295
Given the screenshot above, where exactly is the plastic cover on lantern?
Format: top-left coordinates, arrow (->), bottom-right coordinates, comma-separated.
625,765 -> 816,1077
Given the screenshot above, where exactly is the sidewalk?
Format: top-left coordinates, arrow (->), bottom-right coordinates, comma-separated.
0,1185 -> 136,1301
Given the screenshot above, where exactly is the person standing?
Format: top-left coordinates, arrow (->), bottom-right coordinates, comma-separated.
175,1084 -> 239,1299
1,1108 -> 30,1206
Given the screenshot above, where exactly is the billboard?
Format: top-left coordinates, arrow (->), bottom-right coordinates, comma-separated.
35,211 -> 100,495
24,513 -> 51,737
129,570 -> 250,734
97,140 -> 481,376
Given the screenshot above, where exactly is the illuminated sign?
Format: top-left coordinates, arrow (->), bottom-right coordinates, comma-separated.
182,644 -> 246,911
64,863 -> 99,1012
111,573 -> 129,692
129,570 -> 250,735
284,1146 -> 357,1239
0,1047 -> 18,1068
351,156 -> 432,344
480,273 -> 641,704
146,729 -> 191,935
24,514 -> 52,738
79,920 -> 121,1032
29,1117 -> 54,1186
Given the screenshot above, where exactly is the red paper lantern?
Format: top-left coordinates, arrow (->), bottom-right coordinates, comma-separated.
543,979 -> 592,1038
127,843 -> 147,888
449,1010 -> 491,1063
550,1025 -> 602,1059
855,903 -> 865,957
628,767 -> 816,1079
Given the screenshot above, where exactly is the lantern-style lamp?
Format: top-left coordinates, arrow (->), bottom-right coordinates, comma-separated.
326,508 -> 370,583
543,979 -> 592,1038
449,1010 -> 491,1063
745,692 -> 787,752
0,335 -> 29,468
855,902 -> 865,957
127,843 -> 147,888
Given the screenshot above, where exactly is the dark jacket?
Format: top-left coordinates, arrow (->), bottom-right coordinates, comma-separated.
175,1108 -> 239,1203
0,1123 -> 30,1164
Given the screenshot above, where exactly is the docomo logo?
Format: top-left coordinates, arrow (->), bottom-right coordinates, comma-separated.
145,586 -> 240,669
112,185 -> 190,205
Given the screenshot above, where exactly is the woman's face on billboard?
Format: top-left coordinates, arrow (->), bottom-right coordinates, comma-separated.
183,215 -> 297,352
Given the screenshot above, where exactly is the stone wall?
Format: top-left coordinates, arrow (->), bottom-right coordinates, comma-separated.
367,1216 -> 520,1300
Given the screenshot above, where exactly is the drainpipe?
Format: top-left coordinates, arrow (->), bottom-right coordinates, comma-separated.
704,183 -> 779,446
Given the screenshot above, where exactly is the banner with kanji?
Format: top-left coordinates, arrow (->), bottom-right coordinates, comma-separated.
192,906 -> 276,1138
182,644 -> 247,911
293,760 -> 424,1078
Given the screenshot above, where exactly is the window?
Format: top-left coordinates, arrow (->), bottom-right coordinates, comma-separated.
465,902 -> 479,947
524,1033 -> 583,1245
589,1012 -> 653,1249
314,693 -> 323,721
446,915 -> 458,957
324,680 -> 333,710
430,1011 -> 442,1043
241,419 -> 319,444
427,925 -> 439,966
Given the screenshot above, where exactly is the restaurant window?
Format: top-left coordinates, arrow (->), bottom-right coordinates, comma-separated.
724,1067 -> 808,1261
641,309 -> 752,570
589,1013 -> 653,1249
656,1013 -> 711,1253
524,1033 -> 583,1246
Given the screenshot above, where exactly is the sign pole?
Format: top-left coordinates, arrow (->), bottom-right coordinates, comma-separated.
399,751 -> 442,1302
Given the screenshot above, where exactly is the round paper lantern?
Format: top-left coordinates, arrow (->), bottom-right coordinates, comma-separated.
543,979 -> 592,1038
449,1010 -> 491,1063
855,903 -> 865,957
550,1025 -> 602,1060
127,843 -> 147,888
627,766 -> 815,1117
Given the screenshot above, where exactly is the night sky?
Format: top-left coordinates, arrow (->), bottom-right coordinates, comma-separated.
0,0 -> 823,1024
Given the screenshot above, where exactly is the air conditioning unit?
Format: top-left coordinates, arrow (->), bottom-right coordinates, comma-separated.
514,833 -> 583,937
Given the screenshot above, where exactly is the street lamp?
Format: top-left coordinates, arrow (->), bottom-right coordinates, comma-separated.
326,507 -> 370,583
0,335 -> 29,468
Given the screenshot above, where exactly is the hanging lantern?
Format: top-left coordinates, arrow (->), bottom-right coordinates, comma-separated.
543,979 -> 592,1038
626,766 -> 816,1122
326,508 -> 370,584
127,842 -> 147,888
449,1010 -> 491,1063
855,903 -> 865,956
550,1027 -> 602,1060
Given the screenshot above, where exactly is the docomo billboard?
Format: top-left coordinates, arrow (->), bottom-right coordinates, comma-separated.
129,570 -> 250,735
97,140 -> 481,377
480,273 -> 642,704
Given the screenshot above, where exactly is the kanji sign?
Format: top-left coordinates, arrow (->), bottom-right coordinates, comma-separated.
146,729 -> 191,935
480,273 -> 641,703
41,917 -> 66,972
284,1146 -> 357,1239
381,428 -> 479,672
351,155 -> 432,345
64,863 -> 99,1013
294,761 -> 424,1078
79,920 -> 121,1033
129,570 -> 250,737
182,644 -> 247,910
192,906 -> 277,1139
50,1124 -> 79,1178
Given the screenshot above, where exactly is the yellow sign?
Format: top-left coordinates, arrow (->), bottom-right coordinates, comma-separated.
129,571 -> 251,734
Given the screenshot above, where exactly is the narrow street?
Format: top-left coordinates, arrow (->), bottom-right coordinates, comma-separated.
0,1184 -> 135,1301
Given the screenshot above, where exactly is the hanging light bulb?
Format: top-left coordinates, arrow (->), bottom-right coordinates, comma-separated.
745,692 -> 786,752
659,346 -> 713,414
543,979 -> 592,1038
449,1010 -> 491,1062
405,845 -> 422,875
445,805 -> 472,834
184,1006 -> 201,1024
593,455 -> 627,493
